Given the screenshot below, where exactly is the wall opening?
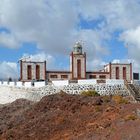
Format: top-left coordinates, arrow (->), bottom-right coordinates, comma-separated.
89,75 -> 96,79
123,67 -> 126,80
50,75 -> 58,78
77,59 -> 81,79
116,67 -> 119,79
61,75 -> 68,79
27,65 -> 32,80
99,75 -> 106,79
36,65 -> 40,80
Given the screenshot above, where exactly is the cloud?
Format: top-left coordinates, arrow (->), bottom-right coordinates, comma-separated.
21,52 -> 56,70
111,58 -> 140,73
75,29 -> 109,59
120,26 -> 140,62
0,0 -> 79,53
0,61 -> 18,80
78,0 -> 140,31
0,0 -> 140,73
0,32 -> 20,48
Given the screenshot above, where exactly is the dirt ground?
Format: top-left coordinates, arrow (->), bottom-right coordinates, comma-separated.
0,93 -> 140,140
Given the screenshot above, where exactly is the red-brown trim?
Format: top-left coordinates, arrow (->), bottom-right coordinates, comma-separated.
130,63 -> 132,81
71,52 -> 74,79
86,71 -> 110,74
109,62 -> 112,79
44,61 -> 47,80
22,61 -> 45,63
84,52 -> 86,79
20,60 -> 22,81
47,71 -> 71,74
110,63 -> 131,65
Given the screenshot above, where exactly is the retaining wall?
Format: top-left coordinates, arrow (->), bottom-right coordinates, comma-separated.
0,79 -> 125,88
0,81 -> 130,104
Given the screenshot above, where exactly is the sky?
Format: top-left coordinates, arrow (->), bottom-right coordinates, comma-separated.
0,0 -> 140,79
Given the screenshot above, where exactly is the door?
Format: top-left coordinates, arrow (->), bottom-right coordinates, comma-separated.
77,59 -> 81,79
36,65 -> 40,80
27,65 -> 32,80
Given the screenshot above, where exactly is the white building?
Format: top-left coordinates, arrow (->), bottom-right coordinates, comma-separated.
20,42 -> 132,82
20,60 -> 46,82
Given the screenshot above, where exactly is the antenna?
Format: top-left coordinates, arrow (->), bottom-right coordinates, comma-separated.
18,56 -> 30,62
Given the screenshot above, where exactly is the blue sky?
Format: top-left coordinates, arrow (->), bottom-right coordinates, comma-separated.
0,0 -> 140,79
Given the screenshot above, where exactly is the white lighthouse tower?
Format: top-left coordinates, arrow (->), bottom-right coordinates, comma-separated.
70,42 -> 86,80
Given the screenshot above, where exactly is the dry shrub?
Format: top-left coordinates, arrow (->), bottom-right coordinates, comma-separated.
112,95 -> 128,104
95,106 -> 102,112
81,90 -> 100,97
124,114 -> 137,121
59,90 -> 67,96
102,96 -> 111,103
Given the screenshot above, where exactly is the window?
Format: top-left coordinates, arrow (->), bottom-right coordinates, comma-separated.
99,75 -> 106,79
61,75 -> 68,79
89,75 -> 96,79
133,73 -> 139,80
50,75 -> 58,78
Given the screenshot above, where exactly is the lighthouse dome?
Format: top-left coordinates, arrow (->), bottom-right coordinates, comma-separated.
73,41 -> 83,54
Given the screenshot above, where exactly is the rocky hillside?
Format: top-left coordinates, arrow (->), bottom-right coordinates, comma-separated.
0,93 -> 140,140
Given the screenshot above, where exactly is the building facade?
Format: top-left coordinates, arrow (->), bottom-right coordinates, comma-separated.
20,60 -> 46,81
104,63 -> 132,81
20,42 -> 132,82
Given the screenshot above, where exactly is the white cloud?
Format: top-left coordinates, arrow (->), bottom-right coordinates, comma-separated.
87,58 -> 106,71
120,26 -> 140,62
0,32 -> 20,48
21,53 -> 57,70
78,0 -> 140,31
0,61 -> 18,80
0,0 -> 140,73
120,26 -> 140,47
0,0 -> 79,53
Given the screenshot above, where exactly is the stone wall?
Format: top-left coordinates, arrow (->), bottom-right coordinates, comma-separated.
0,79 -> 130,104
61,84 -> 129,96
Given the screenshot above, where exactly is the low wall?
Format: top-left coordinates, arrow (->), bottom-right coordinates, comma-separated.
0,81 -> 46,88
24,82 -> 32,88
52,80 -> 69,87
0,79 -> 125,88
0,82 -> 129,104
9,82 -> 16,86
78,79 -> 96,85
16,82 -> 23,87
3,81 -> 8,86
106,79 -> 124,85
62,84 -> 128,96
34,81 -> 46,87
